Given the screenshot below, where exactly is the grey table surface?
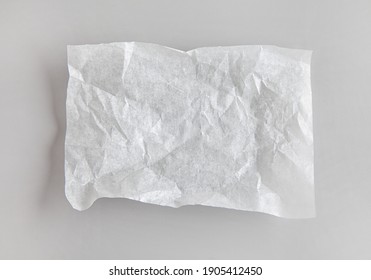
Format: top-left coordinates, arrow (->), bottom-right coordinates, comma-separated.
1,0 -> 370,259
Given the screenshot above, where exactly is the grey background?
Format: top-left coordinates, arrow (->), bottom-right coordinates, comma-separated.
1,0 -> 370,259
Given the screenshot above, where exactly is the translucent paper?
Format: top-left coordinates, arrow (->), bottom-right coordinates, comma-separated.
65,42 -> 314,218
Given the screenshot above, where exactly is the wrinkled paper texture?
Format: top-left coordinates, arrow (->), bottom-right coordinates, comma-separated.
65,42 -> 314,218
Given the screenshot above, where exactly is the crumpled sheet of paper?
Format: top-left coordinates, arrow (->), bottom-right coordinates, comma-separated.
65,42 -> 314,218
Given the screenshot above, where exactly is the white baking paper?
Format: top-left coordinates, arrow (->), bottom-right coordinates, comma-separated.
65,42 -> 314,218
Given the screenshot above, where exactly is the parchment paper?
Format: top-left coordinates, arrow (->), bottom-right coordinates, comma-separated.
65,42 -> 314,218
